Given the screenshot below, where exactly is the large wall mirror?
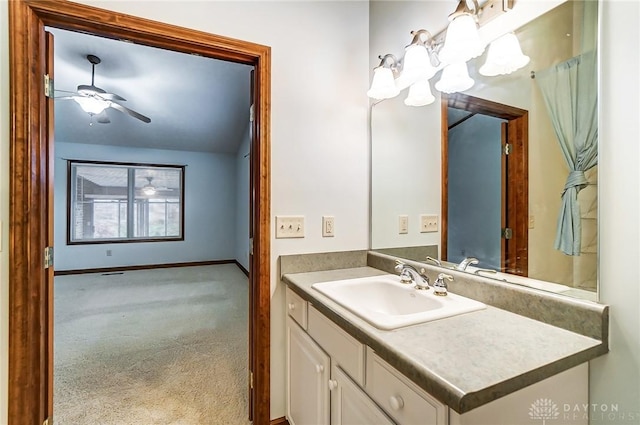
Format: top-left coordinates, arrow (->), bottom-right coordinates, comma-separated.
370,0 -> 599,301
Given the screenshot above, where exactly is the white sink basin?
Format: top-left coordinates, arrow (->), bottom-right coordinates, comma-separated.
312,274 -> 486,330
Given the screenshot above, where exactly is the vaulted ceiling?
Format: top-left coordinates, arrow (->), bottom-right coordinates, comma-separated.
50,27 -> 252,154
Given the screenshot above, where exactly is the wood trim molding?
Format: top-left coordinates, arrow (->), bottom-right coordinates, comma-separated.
270,417 -> 290,425
8,1 -> 271,424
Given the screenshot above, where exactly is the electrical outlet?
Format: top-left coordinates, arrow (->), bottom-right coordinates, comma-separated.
420,214 -> 439,233
399,215 -> 409,234
529,215 -> 535,229
106,249 -> 112,257
276,216 -> 305,238
322,216 -> 335,237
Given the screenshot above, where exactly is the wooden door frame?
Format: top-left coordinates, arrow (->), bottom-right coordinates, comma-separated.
8,1 -> 271,424
441,93 -> 528,276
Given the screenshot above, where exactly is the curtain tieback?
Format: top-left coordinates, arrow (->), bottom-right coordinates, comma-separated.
562,170 -> 589,195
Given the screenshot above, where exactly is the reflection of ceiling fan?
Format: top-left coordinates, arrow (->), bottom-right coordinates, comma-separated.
56,54 -> 151,124
141,177 -> 173,196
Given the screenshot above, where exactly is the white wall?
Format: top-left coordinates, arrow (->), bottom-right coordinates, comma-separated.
590,0 -> 640,421
53,142 -> 238,270
236,125 -> 251,271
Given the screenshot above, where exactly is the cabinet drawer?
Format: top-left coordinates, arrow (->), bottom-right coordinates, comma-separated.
307,305 -> 365,386
286,286 -> 308,329
366,348 -> 447,425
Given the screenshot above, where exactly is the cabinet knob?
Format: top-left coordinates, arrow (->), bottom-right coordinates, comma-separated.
288,303 -> 296,310
315,364 -> 324,374
328,379 -> 338,390
389,395 -> 404,411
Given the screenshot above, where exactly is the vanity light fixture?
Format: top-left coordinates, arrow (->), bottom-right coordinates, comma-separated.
367,54 -> 401,100
367,0 -> 519,104
435,62 -> 475,94
404,79 -> 436,106
479,32 -> 530,76
438,0 -> 485,65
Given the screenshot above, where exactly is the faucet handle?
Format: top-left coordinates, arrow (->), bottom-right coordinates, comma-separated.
433,273 -> 453,296
394,259 -> 405,273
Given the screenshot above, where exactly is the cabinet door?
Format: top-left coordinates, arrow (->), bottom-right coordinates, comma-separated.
331,364 -> 396,425
287,317 -> 330,425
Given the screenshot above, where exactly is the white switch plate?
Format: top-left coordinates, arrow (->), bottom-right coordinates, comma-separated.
276,216 -> 305,238
420,214 -> 439,233
399,215 -> 409,234
529,215 -> 535,229
322,216 -> 335,237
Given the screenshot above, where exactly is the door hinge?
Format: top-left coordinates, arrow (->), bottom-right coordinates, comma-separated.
44,74 -> 53,98
44,246 -> 54,269
502,228 -> 513,240
43,417 -> 52,425
503,143 -> 512,155
249,238 -> 254,256
249,371 -> 254,389
249,104 -> 255,122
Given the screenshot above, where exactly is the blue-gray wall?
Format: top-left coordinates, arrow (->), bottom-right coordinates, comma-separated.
54,141 -> 244,270
448,113 -> 505,269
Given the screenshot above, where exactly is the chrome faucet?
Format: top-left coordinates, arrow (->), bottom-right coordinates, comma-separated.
425,256 -> 441,266
457,257 -> 479,271
433,273 -> 454,296
394,261 -> 430,290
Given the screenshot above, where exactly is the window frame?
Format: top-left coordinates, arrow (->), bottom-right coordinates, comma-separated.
66,159 -> 186,245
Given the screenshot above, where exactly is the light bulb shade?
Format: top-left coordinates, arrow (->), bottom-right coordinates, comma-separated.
142,185 -> 157,196
367,67 -> 400,99
435,62 -> 474,94
438,14 -> 485,64
404,80 -> 435,106
402,44 -> 437,83
479,33 -> 530,76
73,96 -> 108,114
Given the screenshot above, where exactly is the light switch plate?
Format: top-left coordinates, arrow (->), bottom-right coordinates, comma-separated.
420,214 -> 439,233
399,215 -> 409,234
276,216 -> 305,238
322,216 -> 335,237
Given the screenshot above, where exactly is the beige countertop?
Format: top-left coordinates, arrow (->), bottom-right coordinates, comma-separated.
283,266 -> 607,414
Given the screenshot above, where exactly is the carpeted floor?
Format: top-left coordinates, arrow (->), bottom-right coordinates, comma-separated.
54,264 -> 250,425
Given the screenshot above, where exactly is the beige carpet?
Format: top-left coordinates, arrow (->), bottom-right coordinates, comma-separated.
54,264 -> 250,425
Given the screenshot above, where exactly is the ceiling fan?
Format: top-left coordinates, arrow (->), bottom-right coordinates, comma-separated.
56,54 -> 151,124
141,176 -> 173,196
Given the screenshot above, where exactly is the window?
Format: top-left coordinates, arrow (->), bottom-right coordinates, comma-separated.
68,161 -> 185,244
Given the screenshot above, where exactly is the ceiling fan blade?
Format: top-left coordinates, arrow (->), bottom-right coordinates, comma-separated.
100,92 -> 127,102
95,111 -> 111,124
108,102 -> 151,123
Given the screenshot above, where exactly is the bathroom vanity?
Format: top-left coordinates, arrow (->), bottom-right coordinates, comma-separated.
281,251 -> 608,425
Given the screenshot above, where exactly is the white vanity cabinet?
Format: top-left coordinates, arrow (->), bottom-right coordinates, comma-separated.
284,285 -> 588,425
366,348 -> 448,425
286,316 -> 330,425
330,364 -> 395,425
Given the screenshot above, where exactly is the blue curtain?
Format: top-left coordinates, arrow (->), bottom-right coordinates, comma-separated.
535,50 -> 598,256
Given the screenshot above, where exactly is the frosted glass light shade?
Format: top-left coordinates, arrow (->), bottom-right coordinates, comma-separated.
74,96 -> 108,114
402,44 -> 437,84
404,80 -> 435,106
435,62 -> 474,94
367,67 -> 400,99
479,33 -> 530,76
438,14 -> 485,64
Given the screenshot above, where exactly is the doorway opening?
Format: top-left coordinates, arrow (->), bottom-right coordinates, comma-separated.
441,93 -> 529,276
8,1 -> 271,424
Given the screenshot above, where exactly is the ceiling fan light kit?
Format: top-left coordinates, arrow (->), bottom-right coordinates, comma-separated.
57,54 -> 151,124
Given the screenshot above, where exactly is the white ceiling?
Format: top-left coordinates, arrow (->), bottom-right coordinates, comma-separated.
49,27 -> 253,154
